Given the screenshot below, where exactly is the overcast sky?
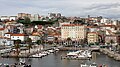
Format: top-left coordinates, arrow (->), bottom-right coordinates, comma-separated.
0,0 -> 120,19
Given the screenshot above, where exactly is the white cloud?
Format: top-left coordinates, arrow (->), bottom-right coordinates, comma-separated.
0,0 -> 120,19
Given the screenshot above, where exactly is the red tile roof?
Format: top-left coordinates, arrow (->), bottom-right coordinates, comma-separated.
0,28 -> 5,30
88,32 -> 98,34
0,36 -> 10,39
11,34 -> 26,36
5,32 -> 13,34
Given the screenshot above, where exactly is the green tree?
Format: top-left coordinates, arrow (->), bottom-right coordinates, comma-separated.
36,40 -> 41,45
54,37 -> 58,45
95,42 -> 99,45
26,38 -> 32,53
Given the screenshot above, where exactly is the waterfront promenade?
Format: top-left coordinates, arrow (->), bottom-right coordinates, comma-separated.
100,48 -> 120,61
2,45 -> 44,58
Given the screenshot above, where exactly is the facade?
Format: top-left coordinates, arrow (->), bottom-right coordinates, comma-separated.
29,32 -> 40,42
105,35 -> 120,45
0,16 -> 17,21
87,32 -> 99,43
61,24 -> 86,41
0,37 -> 14,46
11,34 -> 28,41
9,16 -> 17,21
18,13 -> 31,18
0,16 -> 9,21
0,28 -> 8,36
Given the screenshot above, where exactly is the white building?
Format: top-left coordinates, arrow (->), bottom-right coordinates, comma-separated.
11,34 -> 28,41
0,37 -> 14,46
9,16 -> 17,21
0,28 -> 8,36
0,16 -> 9,21
29,35 -> 40,42
0,16 -> 17,21
61,24 -> 86,41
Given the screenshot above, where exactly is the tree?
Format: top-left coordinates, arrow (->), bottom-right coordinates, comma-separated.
36,40 -> 41,45
95,42 -> 99,45
17,17 -> 31,28
14,40 -> 21,56
54,37 -> 58,45
26,38 -> 32,53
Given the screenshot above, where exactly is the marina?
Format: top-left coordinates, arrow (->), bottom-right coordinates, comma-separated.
0,51 -> 120,67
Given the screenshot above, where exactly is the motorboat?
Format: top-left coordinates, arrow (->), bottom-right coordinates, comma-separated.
81,64 -> 89,67
80,62 -> 97,67
32,54 -> 42,58
89,62 -> 97,67
48,49 -> 54,53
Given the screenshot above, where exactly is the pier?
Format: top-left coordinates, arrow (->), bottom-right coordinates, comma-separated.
59,47 -> 99,51
1,46 -> 55,58
61,56 -> 90,60
100,48 -> 120,61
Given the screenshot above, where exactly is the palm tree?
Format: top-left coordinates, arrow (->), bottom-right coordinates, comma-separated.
14,40 -> 21,56
36,40 -> 41,45
26,38 -> 32,53
54,37 -> 58,45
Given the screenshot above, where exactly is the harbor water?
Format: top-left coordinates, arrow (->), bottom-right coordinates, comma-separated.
0,51 -> 120,67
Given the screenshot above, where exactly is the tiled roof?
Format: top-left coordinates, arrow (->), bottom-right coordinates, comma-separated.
0,36 -> 10,39
88,32 -> 98,34
0,28 -> 5,30
11,34 -> 26,36
5,32 -> 13,34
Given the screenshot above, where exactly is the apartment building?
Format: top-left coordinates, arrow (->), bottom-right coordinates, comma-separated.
61,24 -> 86,41
87,32 -> 99,43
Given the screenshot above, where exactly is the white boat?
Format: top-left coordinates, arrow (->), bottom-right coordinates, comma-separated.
48,49 -> 54,53
40,53 -> 47,56
55,48 -> 59,51
81,64 -> 89,67
89,63 -> 97,67
81,62 -> 97,67
32,54 -> 42,58
78,54 -> 86,58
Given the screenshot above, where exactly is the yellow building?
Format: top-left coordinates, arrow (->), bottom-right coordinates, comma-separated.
61,24 -> 86,40
87,32 -> 99,43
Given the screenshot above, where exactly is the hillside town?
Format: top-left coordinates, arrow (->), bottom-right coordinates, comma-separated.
0,13 -> 120,67
0,13 -> 120,48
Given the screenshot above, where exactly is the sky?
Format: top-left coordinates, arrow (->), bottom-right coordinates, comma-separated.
0,0 -> 120,19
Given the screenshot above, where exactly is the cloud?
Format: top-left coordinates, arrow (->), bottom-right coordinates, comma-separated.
0,0 -> 120,19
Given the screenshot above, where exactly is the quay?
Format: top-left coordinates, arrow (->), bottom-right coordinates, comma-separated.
100,48 -> 120,61
59,47 -> 99,51
61,56 -> 90,60
1,45 -> 60,58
